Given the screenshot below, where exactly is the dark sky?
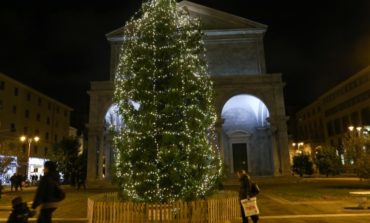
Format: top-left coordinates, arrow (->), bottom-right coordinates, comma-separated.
1,0 -> 370,130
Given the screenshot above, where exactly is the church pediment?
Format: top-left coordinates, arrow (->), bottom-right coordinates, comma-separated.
106,0 -> 267,39
178,1 -> 267,30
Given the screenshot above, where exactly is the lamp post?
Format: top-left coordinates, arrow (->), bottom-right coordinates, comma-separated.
292,142 -> 304,155
20,135 -> 39,179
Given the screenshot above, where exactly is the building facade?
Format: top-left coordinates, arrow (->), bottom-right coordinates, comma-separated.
295,66 -> 370,152
0,73 -> 72,179
87,1 -> 290,184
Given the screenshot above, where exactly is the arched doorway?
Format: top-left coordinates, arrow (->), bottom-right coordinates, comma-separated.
221,94 -> 273,175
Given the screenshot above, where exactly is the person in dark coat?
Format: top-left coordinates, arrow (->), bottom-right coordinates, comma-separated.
237,169 -> 259,223
16,173 -> 24,191
32,161 -> 64,223
10,173 -> 17,191
0,180 -> 3,198
7,196 -> 35,223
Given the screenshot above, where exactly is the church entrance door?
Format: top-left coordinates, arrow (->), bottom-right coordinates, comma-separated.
232,143 -> 248,172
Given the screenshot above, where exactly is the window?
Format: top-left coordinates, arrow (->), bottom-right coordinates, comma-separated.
14,88 -> 18,96
38,97 -> 42,106
10,123 -> 16,132
45,132 -> 49,140
12,105 -> 16,114
48,103 -> 51,110
361,107 -> 370,126
54,135 -> 58,142
46,117 -> 50,125
34,146 -> 38,155
23,127 -> 28,134
327,121 -> 334,136
0,100 -> 3,110
0,81 -> 4,90
44,147 -> 48,156
351,111 -> 359,126
27,93 -> 31,101
342,116 -> 349,132
36,113 -> 41,122
334,118 -> 341,134
25,110 -> 29,118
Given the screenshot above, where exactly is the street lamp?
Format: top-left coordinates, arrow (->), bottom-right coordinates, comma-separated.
292,142 -> 304,154
20,135 -> 39,179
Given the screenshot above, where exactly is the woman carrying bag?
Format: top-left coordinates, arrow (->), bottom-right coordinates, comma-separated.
237,169 -> 259,223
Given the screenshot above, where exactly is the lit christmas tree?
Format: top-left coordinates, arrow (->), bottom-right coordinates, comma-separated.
113,0 -> 222,203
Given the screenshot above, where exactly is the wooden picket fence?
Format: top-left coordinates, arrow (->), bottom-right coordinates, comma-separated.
87,191 -> 240,223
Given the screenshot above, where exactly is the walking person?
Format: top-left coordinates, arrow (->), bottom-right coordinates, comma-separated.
76,168 -> 86,191
16,173 -> 24,191
237,169 -> 259,223
0,180 -> 3,199
10,173 -> 17,191
31,161 -> 65,223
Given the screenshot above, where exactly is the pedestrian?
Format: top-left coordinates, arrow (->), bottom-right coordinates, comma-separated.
0,180 -> 3,199
16,173 -> 24,191
10,173 -> 17,191
237,169 -> 259,223
7,196 -> 35,223
32,161 -> 65,223
76,169 -> 86,191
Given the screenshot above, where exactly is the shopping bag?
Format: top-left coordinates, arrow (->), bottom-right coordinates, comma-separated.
241,197 -> 260,216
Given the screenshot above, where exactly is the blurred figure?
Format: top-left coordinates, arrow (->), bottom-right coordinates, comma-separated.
16,173 -> 24,191
32,161 -> 65,223
10,173 -> 17,191
237,169 -> 259,223
7,196 -> 35,223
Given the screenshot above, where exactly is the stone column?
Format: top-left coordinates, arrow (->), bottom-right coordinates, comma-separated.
97,134 -> 104,180
87,128 -> 98,182
104,135 -> 113,180
276,115 -> 290,175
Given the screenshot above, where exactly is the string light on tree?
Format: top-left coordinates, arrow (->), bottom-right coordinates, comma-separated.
112,0 -> 222,202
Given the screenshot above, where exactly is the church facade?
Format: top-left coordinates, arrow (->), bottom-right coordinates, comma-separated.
86,1 -> 290,183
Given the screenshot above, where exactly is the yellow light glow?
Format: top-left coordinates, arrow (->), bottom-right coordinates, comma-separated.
20,136 -> 26,142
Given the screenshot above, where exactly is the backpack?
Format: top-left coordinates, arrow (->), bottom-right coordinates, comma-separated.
250,182 -> 260,197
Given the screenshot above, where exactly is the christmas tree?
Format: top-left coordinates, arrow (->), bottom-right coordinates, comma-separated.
113,0 -> 222,203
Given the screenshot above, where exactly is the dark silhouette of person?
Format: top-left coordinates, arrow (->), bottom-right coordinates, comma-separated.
32,161 -> 64,223
237,169 -> 259,223
10,173 -> 17,191
76,169 -> 86,191
0,180 -> 3,198
16,173 -> 24,191
7,196 -> 35,223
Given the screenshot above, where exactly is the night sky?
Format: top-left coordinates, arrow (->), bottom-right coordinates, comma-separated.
1,0 -> 370,130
